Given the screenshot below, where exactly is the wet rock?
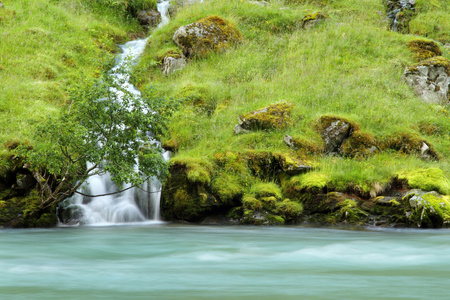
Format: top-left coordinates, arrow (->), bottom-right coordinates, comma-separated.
233,103 -> 293,134
301,12 -> 329,29
173,15 -> 241,58
315,115 -> 358,155
402,56 -> 450,104
137,10 -> 161,28
161,55 -> 187,76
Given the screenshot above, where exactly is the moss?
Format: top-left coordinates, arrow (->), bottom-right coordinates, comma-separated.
407,39 -> 442,62
301,11 -> 329,28
35,212 -> 58,228
249,182 -> 283,200
275,199 -> 303,222
406,56 -> 450,76
243,194 -> 263,210
397,168 -> 450,195
155,49 -> 183,63
285,136 -> 324,155
382,132 -> 438,159
284,172 -> 329,195
169,156 -> 213,185
402,191 -> 448,228
315,115 -> 360,133
211,173 -> 245,202
340,131 -> 378,158
177,15 -> 242,58
239,103 -> 294,131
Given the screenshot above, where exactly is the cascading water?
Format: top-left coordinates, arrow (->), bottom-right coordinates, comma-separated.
58,1 -> 171,226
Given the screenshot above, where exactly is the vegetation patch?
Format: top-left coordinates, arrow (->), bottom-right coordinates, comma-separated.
397,168 -> 450,195
407,39 -> 442,62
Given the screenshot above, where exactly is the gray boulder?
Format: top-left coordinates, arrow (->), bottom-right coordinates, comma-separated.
402,56 -> 450,104
316,116 -> 356,154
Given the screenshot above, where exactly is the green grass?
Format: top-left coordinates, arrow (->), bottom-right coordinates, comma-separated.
133,0 -> 450,195
0,0 -> 146,145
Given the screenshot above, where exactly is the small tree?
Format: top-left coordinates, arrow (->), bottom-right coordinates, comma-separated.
19,67 -> 175,212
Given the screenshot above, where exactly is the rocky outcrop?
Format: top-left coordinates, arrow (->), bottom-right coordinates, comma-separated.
402,56 -> 450,104
233,103 -> 293,134
137,10 -> 161,28
386,0 -> 415,33
301,12 -> 329,29
161,54 -> 187,76
315,115 -> 358,155
173,15 -> 241,58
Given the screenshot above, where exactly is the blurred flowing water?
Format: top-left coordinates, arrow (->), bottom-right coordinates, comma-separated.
1,225 -> 450,299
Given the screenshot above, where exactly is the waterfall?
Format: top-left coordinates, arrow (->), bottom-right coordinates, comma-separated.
58,1 -> 171,226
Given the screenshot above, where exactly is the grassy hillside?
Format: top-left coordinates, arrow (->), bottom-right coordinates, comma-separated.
1,0 -> 450,226
133,0 -> 450,198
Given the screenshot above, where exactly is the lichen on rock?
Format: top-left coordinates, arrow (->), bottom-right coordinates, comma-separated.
402,56 -> 450,104
233,103 -> 294,134
173,15 -> 242,59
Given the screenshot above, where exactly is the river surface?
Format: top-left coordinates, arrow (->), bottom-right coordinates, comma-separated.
1,225 -> 450,299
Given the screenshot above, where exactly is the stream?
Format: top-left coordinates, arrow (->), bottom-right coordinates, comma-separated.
1,225 -> 450,299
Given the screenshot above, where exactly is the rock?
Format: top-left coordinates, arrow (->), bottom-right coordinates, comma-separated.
316,115 -> 358,155
233,124 -> 249,135
234,103 -> 293,133
161,55 -> 187,76
173,15 -> 241,58
402,189 -> 446,228
0,2 -> 4,9
402,56 -> 450,104
284,134 -> 296,149
137,10 -> 161,28
301,12 -> 329,29
249,0 -> 269,6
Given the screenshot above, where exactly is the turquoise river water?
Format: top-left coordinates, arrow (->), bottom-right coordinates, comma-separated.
1,224 -> 450,299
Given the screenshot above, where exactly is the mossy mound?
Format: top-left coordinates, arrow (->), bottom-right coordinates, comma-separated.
382,132 -> 439,159
340,131 -> 378,158
235,103 -> 294,133
173,15 -> 242,58
161,157 -> 237,222
407,39 -> 442,62
301,11 -> 329,29
238,182 -> 303,225
397,168 -> 450,195
284,135 -> 324,155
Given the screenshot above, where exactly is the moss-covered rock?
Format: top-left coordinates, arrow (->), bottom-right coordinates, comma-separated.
284,134 -> 324,155
234,103 -> 294,134
382,132 -> 439,159
315,115 -> 359,155
340,131 -> 378,158
403,56 -> 450,104
161,157 -> 237,222
173,15 -> 242,58
301,11 -> 329,29
407,39 -> 442,62
402,189 -> 450,228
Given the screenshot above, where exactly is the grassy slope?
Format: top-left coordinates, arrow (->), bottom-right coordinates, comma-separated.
0,0 -> 149,147
134,0 -> 450,195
